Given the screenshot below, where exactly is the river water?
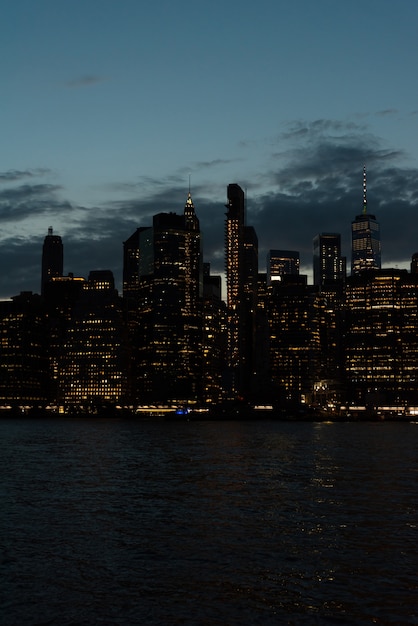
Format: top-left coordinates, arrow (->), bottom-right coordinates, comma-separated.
1,418 -> 417,625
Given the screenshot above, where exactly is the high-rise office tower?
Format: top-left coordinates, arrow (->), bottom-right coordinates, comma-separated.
0,292 -> 49,407
313,233 -> 345,287
267,275 -> 320,406
58,270 -> 127,409
224,183 -> 258,399
132,194 -> 203,405
202,263 -> 227,404
225,184 -> 245,394
41,227 -> 63,295
351,167 -> 381,275
225,183 -> 245,312
242,225 -> 258,397
267,250 -> 300,285
345,269 -> 418,406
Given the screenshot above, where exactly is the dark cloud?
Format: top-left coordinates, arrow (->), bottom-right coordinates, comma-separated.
1,118 -> 417,298
247,121 -> 418,272
0,184 -> 72,223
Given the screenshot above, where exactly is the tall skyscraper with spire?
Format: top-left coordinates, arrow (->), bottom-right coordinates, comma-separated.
41,227 -> 63,295
351,167 -> 381,275
129,192 -> 203,404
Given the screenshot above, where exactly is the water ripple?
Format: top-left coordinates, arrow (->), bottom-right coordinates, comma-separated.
1,419 -> 417,625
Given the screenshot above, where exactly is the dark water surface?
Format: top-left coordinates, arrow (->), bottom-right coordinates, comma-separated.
1,418 -> 417,625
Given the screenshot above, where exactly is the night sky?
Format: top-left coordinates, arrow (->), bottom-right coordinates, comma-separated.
1,0 -> 417,298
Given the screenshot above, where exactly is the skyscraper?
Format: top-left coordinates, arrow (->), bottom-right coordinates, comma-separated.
351,167 -> 381,275
0,292 -> 49,407
225,183 -> 245,394
58,270 -> 127,410
132,194 -> 203,405
224,183 -> 258,399
267,275 -> 320,406
313,233 -> 345,287
267,250 -> 300,285
345,269 -> 418,406
41,227 -> 63,295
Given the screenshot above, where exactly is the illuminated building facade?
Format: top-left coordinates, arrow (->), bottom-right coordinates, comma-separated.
0,292 -> 49,407
253,273 -> 272,402
267,276 -> 320,406
344,269 -> 418,406
41,227 -> 63,295
224,184 -> 258,399
267,250 -> 300,285
351,167 -> 381,275
134,195 -> 203,404
58,270 -> 127,410
44,274 -> 86,402
313,233 -> 345,287
314,281 -> 345,405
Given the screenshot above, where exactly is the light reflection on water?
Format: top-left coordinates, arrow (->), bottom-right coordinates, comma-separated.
1,419 -> 417,625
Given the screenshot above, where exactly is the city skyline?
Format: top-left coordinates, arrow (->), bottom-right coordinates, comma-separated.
1,1 -> 418,299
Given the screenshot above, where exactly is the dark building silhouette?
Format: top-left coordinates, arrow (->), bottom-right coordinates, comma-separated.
267,250 -> 299,285
202,263 -> 227,404
267,276 -> 320,407
0,292 -> 49,408
351,167 -> 381,275
253,273 -> 272,402
314,279 -> 346,405
411,252 -> 418,274
41,227 -> 63,295
43,274 -> 86,403
313,233 -> 345,287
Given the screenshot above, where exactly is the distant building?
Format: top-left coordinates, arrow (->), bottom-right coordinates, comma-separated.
202,263 -> 227,404
58,270 -> 127,410
0,292 -> 49,407
41,227 -> 63,295
411,252 -> 418,274
267,250 -> 299,285
344,269 -> 418,406
351,167 -> 381,275
43,274 -> 86,402
267,275 -> 320,406
313,233 -> 345,287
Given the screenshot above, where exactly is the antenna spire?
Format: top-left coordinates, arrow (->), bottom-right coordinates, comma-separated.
362,165 -> 367,215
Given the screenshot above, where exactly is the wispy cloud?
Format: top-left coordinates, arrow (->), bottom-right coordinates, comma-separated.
0,169 -> 52,183
66,74 -> 107,88
375,109 -> 398,117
